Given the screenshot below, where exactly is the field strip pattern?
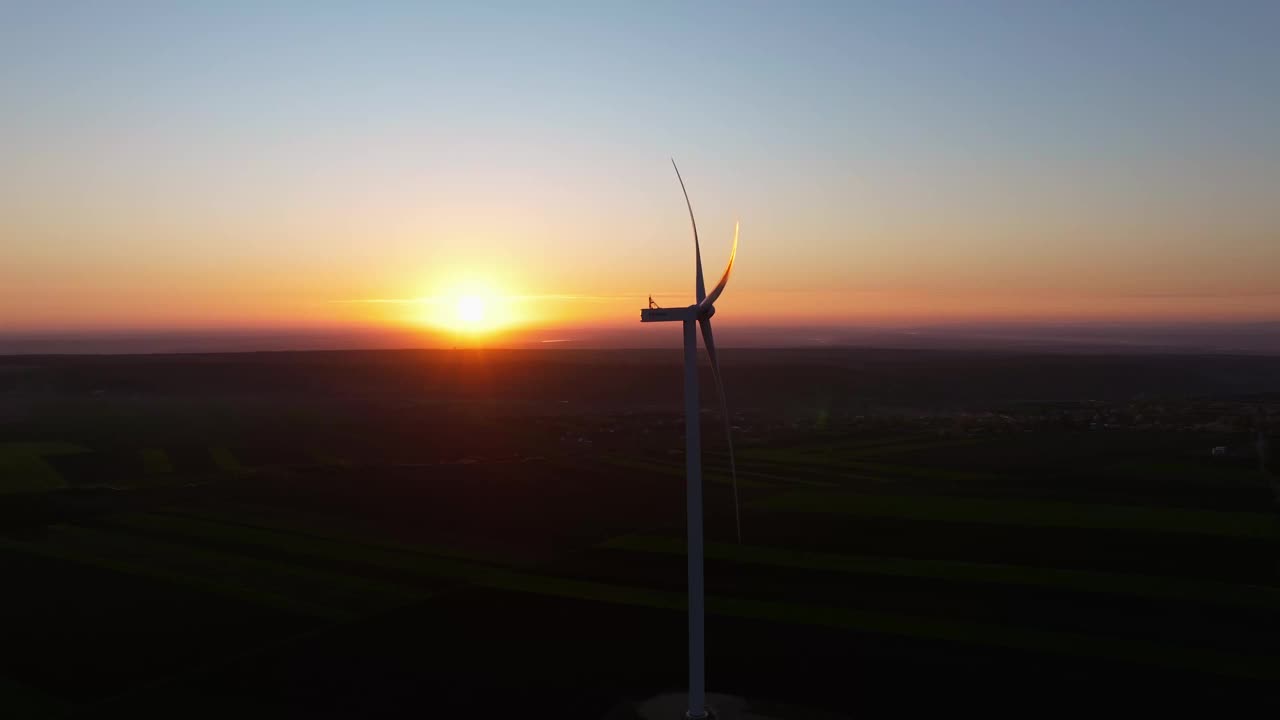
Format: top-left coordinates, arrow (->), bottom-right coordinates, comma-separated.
10,509 -> 1280,676
596,454 -> 787,488
6,510 -> 1278,686
597,453 -> 835,488
0,523 -> 425,621
601,534 -> 1280,610
469,569 -> 1280,681
755,490 -> 1280,539
738,447 -> 1002,483
0,442 -> 87,493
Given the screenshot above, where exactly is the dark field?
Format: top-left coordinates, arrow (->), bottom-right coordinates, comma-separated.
2,348 -> 1279,717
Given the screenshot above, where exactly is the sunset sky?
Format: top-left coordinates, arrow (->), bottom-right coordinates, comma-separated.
3,2 -> 1278,345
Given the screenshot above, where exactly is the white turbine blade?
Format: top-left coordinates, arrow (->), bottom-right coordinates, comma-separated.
700,221 -> 738,310
672,159 -> 706,303
699,316 -> 741,543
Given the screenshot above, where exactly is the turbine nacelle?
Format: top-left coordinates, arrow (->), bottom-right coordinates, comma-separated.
639,303 -> 715,323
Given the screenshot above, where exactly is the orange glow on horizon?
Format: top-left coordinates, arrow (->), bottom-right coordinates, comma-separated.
413,277 -> 526,339
4,284 -> 1279,337
4,211 -> 1279,335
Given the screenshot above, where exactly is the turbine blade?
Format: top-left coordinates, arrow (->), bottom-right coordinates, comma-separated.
673,159 -> 706,303
701,221 -> 738,310
699,316 -> 741,543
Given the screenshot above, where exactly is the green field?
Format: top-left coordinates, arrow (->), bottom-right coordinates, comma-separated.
3,349 -> 1278,715
755,490 -> 1279,539
0,442 -> 86,493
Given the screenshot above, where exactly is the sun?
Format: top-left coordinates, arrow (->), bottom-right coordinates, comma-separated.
455,295 -> 486,326
422,279 -> 519,336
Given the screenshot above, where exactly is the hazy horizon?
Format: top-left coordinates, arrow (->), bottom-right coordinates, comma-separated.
4,319 -> 1278,356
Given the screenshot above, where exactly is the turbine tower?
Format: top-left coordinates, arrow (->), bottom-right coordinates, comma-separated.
640,160 -> 740,720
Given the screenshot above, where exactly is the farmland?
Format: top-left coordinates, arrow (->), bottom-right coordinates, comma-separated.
1,348 -> 1278,716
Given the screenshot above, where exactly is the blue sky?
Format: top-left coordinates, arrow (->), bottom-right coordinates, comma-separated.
3,1 -> 1278,333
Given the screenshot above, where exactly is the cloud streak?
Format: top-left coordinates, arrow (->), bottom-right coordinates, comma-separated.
332,293 -> 676,305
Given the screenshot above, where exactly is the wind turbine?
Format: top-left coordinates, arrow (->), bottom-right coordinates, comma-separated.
640,160 -> 740,720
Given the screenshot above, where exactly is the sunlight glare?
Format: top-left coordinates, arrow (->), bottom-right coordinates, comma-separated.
456,295 -> 486,326
420,277 -> 522,337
